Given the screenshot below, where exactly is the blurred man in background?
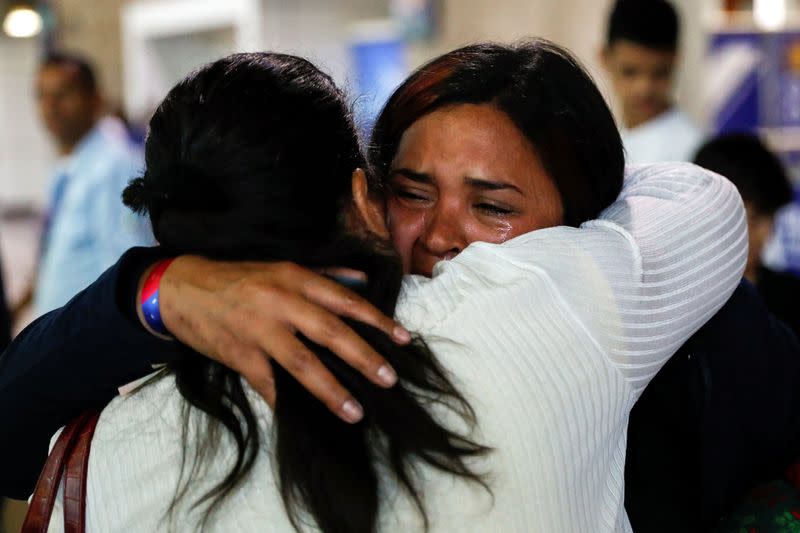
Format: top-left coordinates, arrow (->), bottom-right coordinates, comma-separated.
16,52 -> 153,319
602,0 -> 704,164
694,133 -> 800,337
762,191 -> 800,280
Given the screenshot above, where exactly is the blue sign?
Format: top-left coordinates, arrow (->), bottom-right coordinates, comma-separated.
350,34 -> 408,137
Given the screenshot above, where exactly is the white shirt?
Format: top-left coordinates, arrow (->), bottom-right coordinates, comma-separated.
45,163 -> 746,532
621,108 -> 705,165
762,200 -> 800,275
34,116 -> 154,316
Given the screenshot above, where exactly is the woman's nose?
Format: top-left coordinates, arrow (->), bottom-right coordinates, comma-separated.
420,207 -> 466,258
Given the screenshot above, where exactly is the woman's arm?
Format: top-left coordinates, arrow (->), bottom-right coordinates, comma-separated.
428,162 -> 747,396
625,279 -> 800,530
591,162 -> 747,393
676,280 -> 800,526
0,247 -> 408,498
155,256 -> 408,416
0,247 -> 171,499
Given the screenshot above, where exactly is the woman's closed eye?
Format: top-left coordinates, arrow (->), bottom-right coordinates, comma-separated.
394,187 -> 433,204
475,202 -> 515,216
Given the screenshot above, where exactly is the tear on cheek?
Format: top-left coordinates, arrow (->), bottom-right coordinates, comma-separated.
495,221 -> 514,243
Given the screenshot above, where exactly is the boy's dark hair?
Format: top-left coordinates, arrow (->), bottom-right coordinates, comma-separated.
40,52 -> 98,93
606,0 -> 680,52
693,133 -> 793,216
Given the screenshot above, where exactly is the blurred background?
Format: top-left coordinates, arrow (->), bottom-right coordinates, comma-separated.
2,0 -> 800,530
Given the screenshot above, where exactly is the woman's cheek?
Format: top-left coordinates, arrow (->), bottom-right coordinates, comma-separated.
387,201 -> 427,274
467,219 -> 521,246
484,213 -> 551,244
491,220 -> 515,243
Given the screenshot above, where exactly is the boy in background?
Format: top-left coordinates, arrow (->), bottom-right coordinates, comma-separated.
694,133 -> 800,337
602,0 -> 704,164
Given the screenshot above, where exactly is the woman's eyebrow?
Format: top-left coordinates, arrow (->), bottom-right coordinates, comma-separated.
464,177 -> 524,195
390,169 -> 523,195
389,168 -> 433,184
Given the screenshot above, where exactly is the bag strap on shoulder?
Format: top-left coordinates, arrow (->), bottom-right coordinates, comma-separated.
63,410 -> 101,533
21,410 -> 102,533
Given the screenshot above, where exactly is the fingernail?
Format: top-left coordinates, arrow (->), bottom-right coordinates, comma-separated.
341,399 -> 364,423
393,326 -> 411,344
377,364 -> 397,387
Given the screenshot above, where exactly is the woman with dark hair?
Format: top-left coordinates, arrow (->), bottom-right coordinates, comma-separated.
44,51 -> 489,533
369,41 -> 623,232
15,42 -> 745,532
365,41 -> 624,277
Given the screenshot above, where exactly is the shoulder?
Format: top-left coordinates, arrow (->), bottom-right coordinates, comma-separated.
74,125 -> 143,186
397,227 -> 626,340
666,109 -> 700,129
621,161 -> 718,187
94,373 -> 184,442
687,279 -> 800,365
622,112 -> 705,164
96,372 -> 273,445
665,110 -> 705,155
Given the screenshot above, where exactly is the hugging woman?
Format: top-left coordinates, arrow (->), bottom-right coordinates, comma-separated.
3,42 -> 746,532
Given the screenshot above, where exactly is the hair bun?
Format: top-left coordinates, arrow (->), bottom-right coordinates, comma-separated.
122,175 -> 154,215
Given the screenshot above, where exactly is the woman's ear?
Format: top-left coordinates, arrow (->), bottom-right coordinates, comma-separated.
351,168 -> 390,239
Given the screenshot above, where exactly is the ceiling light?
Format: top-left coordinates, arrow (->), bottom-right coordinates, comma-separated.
754,0 -> 787,31
3,6 -> 43,38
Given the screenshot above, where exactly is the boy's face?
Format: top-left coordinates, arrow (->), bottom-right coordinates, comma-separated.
745,204 -> 774,282
602,40 -> 677,128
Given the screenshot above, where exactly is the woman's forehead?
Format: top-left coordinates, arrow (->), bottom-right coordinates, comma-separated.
390,103 -> 547,190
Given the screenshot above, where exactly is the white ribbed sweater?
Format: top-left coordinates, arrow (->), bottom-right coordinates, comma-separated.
45,162 -> 747,532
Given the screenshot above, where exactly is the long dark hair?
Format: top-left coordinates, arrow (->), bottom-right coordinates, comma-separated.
370,40 -> 625,227
123,52 -> 489,533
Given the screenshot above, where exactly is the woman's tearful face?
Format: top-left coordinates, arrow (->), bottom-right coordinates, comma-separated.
387,103 -> 564,277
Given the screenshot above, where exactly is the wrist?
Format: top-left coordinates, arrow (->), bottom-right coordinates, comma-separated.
136,258 -> 177,340
150,255 -> 223,340
139,255 -> 263,343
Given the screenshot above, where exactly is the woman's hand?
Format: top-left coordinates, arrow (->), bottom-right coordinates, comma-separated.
150,256 -> 410,423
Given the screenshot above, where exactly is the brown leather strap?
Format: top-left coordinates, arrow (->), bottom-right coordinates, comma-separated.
63,410 -> 102,533
21,411 -> 93,533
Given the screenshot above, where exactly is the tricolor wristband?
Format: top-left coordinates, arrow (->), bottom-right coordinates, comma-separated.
140,258 -> 176,336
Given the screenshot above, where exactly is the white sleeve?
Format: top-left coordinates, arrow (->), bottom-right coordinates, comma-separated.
584,162 -> 747,392
417,162 -> 747,396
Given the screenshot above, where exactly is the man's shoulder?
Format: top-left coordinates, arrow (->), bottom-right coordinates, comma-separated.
622,108 -> 706,164
689,281 -> 765,343
72,128 -> 143,186
664,109 -> 703,136
688,279 -> 799,357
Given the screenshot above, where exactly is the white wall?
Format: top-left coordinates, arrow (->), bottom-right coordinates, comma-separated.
410,0 -> 708,128
117,0 -> 710,132
122,0 -> 266,121
0,0 -> 712,211
259,0 -> 701,128
0,36 -> 53,310
121,0 -> 391,119
260,0 -> 390,90
409,0 -> 616,107
673,0 -> 710,127
0,36 -> 53,207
